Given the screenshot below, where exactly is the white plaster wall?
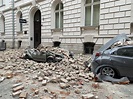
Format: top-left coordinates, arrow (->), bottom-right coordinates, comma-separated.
100,0 -> 132,35
1,0 -> 132,52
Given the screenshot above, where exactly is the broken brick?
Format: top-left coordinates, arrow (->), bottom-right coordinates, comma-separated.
82,93 -> 95,99
19,91 -> 28,99
59,83 -> 70,89
34,89 -> 39,95
60,91 -> 70,96
12,83 -> 23,88
42,80 -> 47,86
74,89 -> 81,94
92,83 -> 100,89
13,85 -> 24,92
12,90 -> 22,97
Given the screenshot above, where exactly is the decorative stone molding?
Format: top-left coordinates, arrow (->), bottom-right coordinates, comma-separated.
53,36 -> 60,42
15,0 -> 21,3
0,32 -> 5,36
0,4 -> 5,7
80,26 -> 99,34
17,31 -> 23,36
35,0 -> 44,3
84,35 -> 94,43
17,6 -> 20,10
32,0 -> 36,6
51,28 -> 63,35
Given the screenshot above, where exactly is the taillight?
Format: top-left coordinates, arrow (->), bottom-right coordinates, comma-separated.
95,52 -> 100,57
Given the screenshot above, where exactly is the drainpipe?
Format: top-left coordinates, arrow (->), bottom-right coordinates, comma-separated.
12,0 -> 15,49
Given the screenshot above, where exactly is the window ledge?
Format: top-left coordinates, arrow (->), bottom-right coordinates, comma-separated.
0,4 -> 5,7
15,0 -> 21,3
80,26 -> 99,30
17,31 -> 23,35
51,28 -> 63,33
0,32 -> 5,36
35,0 -> 44,2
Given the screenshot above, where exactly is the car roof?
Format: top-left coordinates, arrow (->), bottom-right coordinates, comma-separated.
107,45 -> 133,53
113,45 -> 133,49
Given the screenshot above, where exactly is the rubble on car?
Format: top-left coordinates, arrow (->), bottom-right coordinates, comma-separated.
91,33 -> 133,82
21,45 -> 74,63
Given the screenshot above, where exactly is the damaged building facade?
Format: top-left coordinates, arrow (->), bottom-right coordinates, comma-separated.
0,0 -> 132,53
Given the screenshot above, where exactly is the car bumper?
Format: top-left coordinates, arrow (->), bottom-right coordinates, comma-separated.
91,61 -> 99,75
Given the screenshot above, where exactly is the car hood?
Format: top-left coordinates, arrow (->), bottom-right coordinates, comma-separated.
97,33 -> 130,52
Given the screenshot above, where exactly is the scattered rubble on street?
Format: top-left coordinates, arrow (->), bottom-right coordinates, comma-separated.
0,46 -> 132,99
94,73 -> 130,84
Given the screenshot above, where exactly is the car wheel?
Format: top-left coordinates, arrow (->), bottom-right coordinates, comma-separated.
100,67 -> 115,77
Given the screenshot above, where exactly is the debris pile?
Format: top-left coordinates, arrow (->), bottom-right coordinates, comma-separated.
21,46 -> 72,63
0,47 -> 131,99
36,45 -> 70,58
0,48 -> 97,99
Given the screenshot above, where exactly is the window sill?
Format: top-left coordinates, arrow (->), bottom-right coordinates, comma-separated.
51,28 -> 63,33
35,0 -> 44,2
0,4 -> 5,7
0,32 -> 5,36
15,0 -> 21,3
17,31 -> 23,35
80,26 -> 99,30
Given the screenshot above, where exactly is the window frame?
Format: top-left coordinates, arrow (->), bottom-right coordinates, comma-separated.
16,11 -> 23,35
55,2 -> 63,29
0,15 -> 5,35
116,47 -> 133,57
85,0 -> 100,26
20,13 -> 23,32
0,0 -> 5,7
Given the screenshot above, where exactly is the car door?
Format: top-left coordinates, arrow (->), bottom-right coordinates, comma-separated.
110,47 -> 133,77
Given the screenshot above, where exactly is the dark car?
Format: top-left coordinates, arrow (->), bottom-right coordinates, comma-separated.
91,33 -> 133,80
22,48 -> 64,63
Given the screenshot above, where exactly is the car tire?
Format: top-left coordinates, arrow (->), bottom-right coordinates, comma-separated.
100,67 -> 116,78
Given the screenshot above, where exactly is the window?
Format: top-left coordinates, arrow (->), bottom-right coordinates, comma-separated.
55,3 -> 63,29
117,48 -> 133,57
20,13 -> 23,31
16,11 -> 23,32
0,15 -> 5,34
85,0 -> 100,26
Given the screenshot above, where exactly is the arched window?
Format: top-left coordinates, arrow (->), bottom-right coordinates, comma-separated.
16,11 -> 23,32
55,2 -> 63,29
20,12 -> 23,31
85,0 -> 100,26
0,15 -> 5,34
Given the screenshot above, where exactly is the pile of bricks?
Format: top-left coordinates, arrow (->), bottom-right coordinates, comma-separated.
0,48 -> 98,99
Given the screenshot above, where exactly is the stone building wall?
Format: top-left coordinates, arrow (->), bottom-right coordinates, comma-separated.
0,0 -> 133,53
100,0 -> 131,35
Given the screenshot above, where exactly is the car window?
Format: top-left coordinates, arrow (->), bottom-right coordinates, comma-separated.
117,47 -> 133,57
111,50 -> 117,55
